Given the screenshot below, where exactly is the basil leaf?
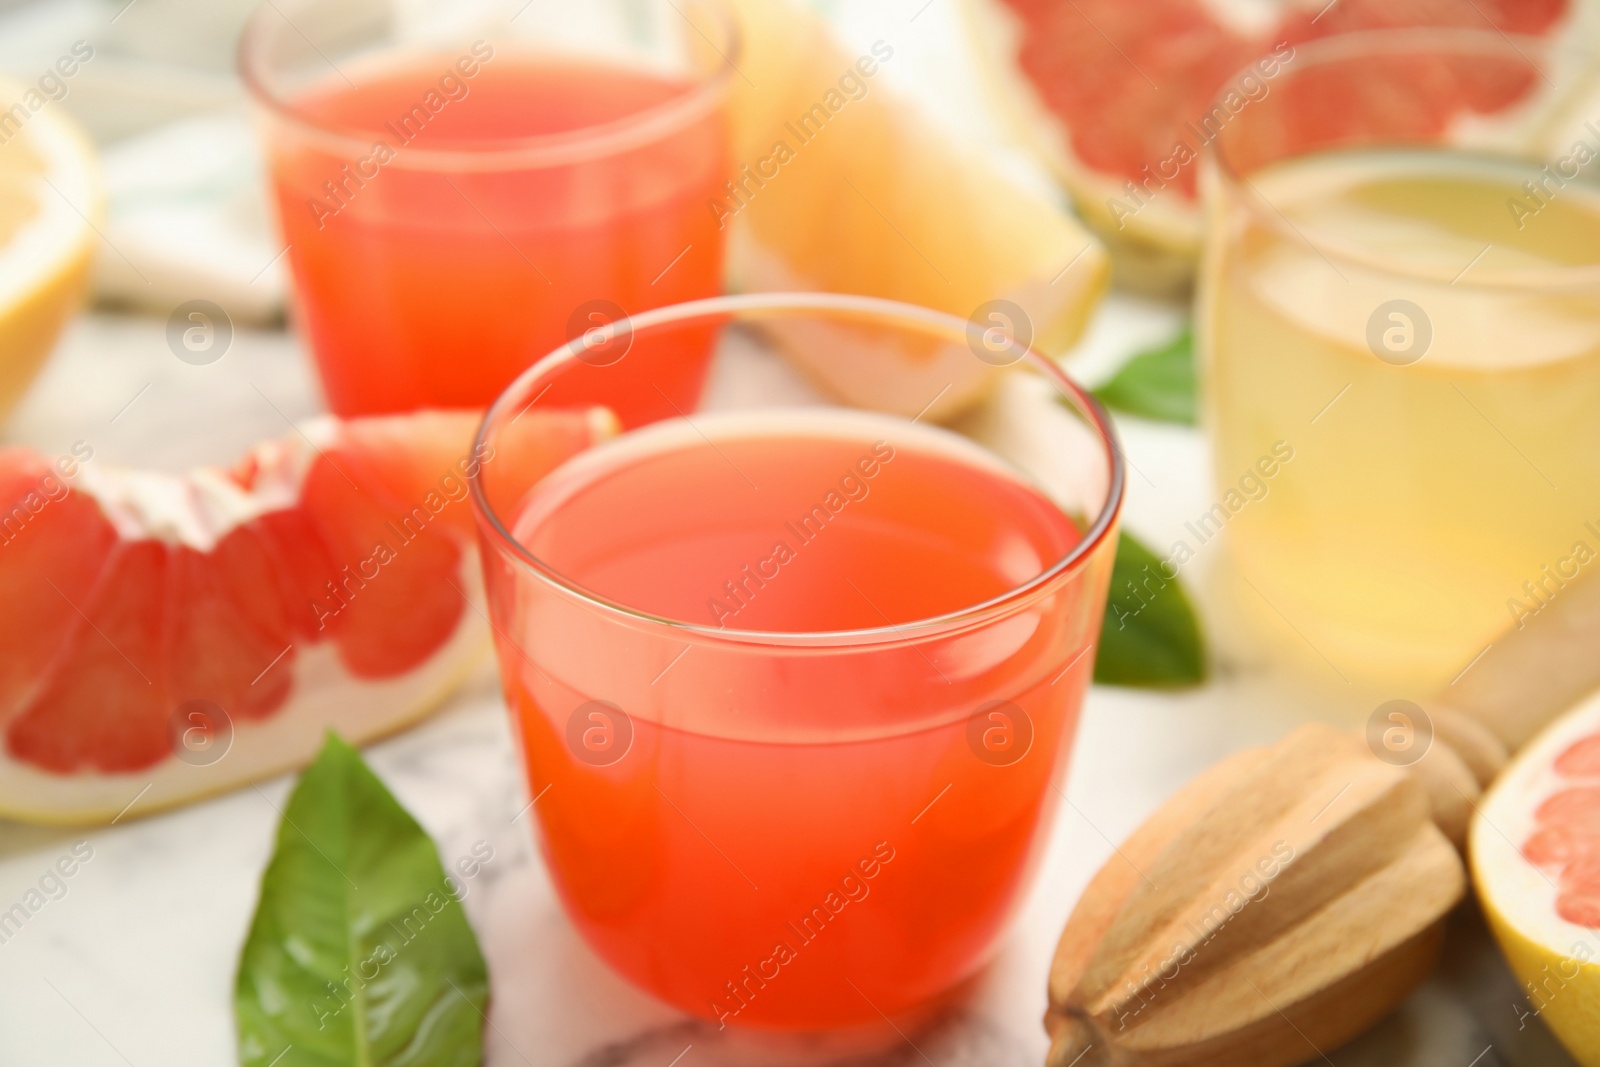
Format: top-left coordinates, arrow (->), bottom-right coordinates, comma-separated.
235,734 -> 488,1067
1094,530 -> 1207,687
1093,328 -> 1196,425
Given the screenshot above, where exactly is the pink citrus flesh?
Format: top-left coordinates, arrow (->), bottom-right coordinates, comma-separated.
994,0 -> 1575,203
0,407 -> 611,819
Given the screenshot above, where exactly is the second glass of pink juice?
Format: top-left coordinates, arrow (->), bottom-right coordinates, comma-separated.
472,295 -> 1124,1029
240,0 -> 734,422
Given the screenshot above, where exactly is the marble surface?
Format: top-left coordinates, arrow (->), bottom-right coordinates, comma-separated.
0,297 -> 1579,1067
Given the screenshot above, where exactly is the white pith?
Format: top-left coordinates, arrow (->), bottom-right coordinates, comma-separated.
73,416 -> 337,550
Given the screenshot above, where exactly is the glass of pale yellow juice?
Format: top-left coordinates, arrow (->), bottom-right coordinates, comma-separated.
1199,29 -> 1600,693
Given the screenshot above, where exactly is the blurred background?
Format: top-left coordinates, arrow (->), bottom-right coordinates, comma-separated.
1,0 -> 1597,1064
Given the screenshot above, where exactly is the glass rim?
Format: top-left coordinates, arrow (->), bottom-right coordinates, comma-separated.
1206,26 -> 1600,291
236,0 -> 740,170
469,292 -> 1127,649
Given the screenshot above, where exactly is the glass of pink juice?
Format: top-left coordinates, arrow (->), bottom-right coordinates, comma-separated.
239,0 -> 734,423
471,294 -> 1124,1030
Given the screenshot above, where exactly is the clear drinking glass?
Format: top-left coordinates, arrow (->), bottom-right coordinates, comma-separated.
1199,29 -> 1600,693
239,0 -> 735,422
470,292 -> 1123,1029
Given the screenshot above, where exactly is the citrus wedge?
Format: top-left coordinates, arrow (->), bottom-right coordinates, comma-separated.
1473,685 -> 1600,1066
0,77 -> 100,419
0,407 -> 614,824
967,0 -> 1600,293
717,0 -> 1108,420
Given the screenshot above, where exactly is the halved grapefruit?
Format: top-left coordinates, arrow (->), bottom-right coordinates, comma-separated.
967,0 -> 1600,292
0,407 -> 614,824
1473,686 -> 1600,1066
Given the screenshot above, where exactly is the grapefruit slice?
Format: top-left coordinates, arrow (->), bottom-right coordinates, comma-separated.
717,0 -> 1108,420
968,0 -> 1599,292
1473,686 -> 1600,1066
0,75 -> 100,419
0,407 -> 614,824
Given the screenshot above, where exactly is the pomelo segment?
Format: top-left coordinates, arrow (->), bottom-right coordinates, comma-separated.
718,0 -> 1108,420
967,0 -> 1597,292
1472,686 -> 1600,1066
0,407 -> 614,824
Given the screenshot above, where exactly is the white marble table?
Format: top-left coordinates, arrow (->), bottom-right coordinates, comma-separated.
0,296 -> 1577,1067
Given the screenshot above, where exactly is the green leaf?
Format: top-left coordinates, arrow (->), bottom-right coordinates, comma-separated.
1094,530 -> 1207,688
235,734 -> 488,1067
1093,328 -> 1197,425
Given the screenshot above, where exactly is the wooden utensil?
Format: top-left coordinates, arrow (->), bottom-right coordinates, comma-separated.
1045,572 -> 1600,1065
1045,724 -> 1464,1067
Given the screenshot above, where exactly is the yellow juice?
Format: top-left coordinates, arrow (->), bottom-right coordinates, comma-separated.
1201,147 -> 1600,691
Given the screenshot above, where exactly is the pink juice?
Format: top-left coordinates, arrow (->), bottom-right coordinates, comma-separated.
263,51 -> 728,421
491,408 -> 1113,1028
